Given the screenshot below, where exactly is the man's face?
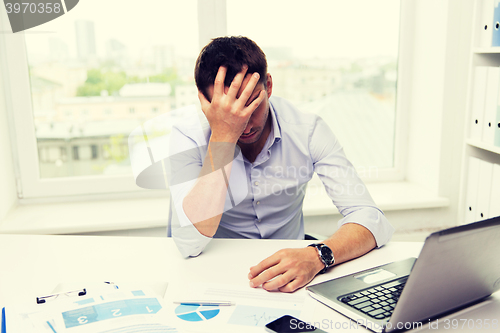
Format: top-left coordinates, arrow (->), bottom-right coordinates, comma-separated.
207,73 -> 273,146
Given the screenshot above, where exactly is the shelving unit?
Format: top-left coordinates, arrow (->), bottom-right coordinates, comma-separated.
466,139 -> 500,155
458,0 -> 500,225
473,47 -> 500,53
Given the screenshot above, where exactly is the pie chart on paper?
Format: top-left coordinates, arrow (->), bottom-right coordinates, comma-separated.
174,304 -> 220,321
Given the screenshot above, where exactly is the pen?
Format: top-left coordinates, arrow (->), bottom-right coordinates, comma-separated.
173,301 -> 235,306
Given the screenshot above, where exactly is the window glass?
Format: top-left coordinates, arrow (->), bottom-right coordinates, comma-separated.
227,0 -> 400,171
25,0 -> 199,178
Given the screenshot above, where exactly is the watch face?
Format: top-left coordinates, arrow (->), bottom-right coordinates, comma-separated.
320,246 -> 334,265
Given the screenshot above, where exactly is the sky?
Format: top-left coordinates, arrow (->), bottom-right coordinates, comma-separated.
227,0 -> 400,59
25,0 -> 199,60
23,0 -> 400,62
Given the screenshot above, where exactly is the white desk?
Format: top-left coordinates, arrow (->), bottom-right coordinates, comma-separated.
1,235 -> 498,332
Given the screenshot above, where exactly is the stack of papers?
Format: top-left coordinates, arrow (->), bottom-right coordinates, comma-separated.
3,282 -> 321,333
3,285 -> 176,333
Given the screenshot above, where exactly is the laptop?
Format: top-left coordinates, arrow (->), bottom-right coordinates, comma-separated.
306,216 -> 500,332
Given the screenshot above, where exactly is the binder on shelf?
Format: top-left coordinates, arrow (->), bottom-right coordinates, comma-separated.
465,156 -> 480,224
471,66 -> 488,140
483,67 -> 500,145
493,1 -> 500,46
479,0 -> 495,47
489,163 -> 500,219
1,308 -> 6,333
477,159 -> 494,221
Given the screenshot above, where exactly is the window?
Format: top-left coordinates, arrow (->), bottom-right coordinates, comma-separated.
2,0 -> 404,199
91,145 -> 98,159
2,0 -> 199,197
23,0 -> 197,181
72,146 -> 79,160
227,0 -> 401,177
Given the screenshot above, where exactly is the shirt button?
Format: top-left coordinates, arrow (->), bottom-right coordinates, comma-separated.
256,201 -> 260,205
257,219 -> 262,223
254,181 -> 259,186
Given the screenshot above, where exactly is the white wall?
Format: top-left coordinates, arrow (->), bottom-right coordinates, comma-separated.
398,0 -> 472,230
405,0 -> 448,192
405,0 -> 472,193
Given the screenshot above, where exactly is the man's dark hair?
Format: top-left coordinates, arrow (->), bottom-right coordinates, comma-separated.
195,36 -> 267,100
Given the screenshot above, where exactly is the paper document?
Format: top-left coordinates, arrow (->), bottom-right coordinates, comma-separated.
5,286 -> 177,333
4,281 -> 325,332
163,282 -> 310,333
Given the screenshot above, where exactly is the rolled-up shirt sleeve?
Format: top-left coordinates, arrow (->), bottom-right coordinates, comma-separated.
167,123 -> 213,258
309,116 -> 394,248
170,196 -> 212,258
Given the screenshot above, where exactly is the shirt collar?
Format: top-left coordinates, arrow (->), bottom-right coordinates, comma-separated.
267,99 -> 282,148
247,101 -> 281,165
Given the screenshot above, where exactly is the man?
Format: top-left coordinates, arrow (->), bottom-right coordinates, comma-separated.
168,36 -> 394,292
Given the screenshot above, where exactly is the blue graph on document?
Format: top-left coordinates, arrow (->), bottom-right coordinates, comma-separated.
246,312 -> 281,326
227,305 -> 300,327
174,304 -> 220,322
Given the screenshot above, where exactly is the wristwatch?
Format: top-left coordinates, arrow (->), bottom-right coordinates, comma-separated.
308,243 -> 335,274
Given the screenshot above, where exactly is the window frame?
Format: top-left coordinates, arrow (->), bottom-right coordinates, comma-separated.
1,0 -> 408,200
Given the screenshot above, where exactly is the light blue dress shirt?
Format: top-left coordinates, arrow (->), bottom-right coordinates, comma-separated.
169,96 -> 394,258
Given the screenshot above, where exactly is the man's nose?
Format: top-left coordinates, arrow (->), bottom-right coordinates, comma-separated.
243,122 -> 252,134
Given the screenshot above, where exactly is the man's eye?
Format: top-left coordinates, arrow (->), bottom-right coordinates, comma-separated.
246,96 -> 258,107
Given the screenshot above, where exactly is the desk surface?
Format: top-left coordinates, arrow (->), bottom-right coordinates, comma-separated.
1,235 -> 498,332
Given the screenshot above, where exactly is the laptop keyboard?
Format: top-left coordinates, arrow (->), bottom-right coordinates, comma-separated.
338,277 -> 408,320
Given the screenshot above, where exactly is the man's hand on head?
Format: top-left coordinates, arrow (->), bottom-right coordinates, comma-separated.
247,247 -> 325,293
198,65 -> 265,143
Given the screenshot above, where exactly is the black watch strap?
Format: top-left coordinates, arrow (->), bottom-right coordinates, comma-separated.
308,243 -> 335,274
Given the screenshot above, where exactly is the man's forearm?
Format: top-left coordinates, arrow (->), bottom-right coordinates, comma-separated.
247,221 -> 378,293
182,139 -> 236,237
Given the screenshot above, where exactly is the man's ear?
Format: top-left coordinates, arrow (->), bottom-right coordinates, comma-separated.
266,73 -> 273,98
